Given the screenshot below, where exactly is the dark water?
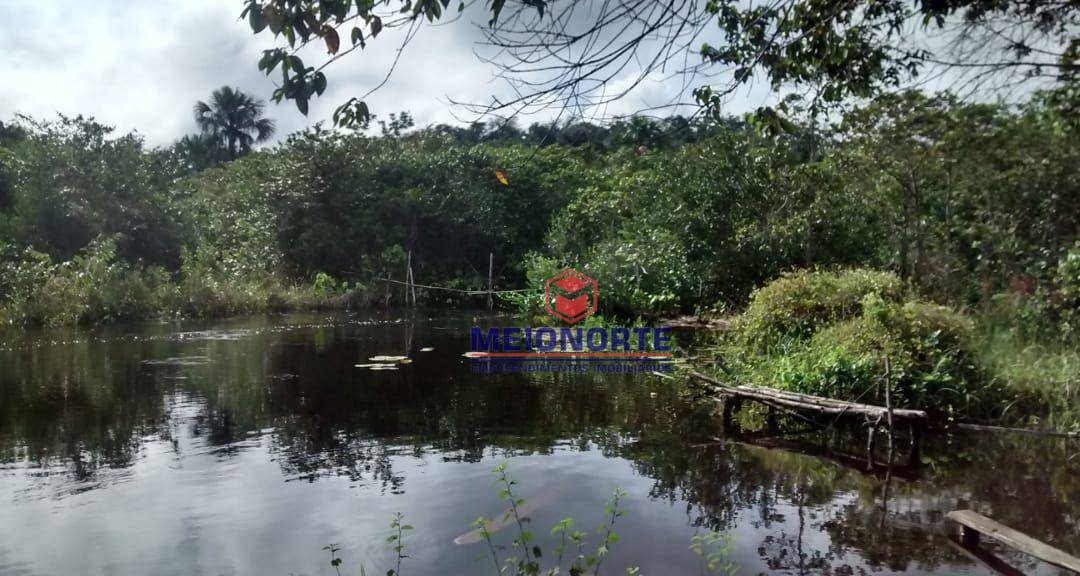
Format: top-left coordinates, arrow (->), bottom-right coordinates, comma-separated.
0,312 -> 1076,576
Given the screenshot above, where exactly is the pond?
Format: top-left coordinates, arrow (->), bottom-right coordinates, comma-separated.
0,312 -> 1076,575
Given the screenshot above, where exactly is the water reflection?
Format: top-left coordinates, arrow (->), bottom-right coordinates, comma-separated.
0,313 -> 1076,575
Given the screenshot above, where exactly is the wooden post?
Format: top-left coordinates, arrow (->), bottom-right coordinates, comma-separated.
404,251 -> 411,307
883,356 -> 895,464
866,413 -> 882,470
408,266 -> 417,306
721,397 -> 742,432
909,421 -> 923,465
487,252 -> 494,311
961,525 -> 981,547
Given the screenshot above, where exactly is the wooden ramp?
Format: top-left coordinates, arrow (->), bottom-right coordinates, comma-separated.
946,510 -> 1080,574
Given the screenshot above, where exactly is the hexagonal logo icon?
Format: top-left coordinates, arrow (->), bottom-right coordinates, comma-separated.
544,268 -> 598,324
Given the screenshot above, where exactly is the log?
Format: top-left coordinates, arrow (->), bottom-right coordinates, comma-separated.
689,371 -> 928,422
945,510 -> 1080,574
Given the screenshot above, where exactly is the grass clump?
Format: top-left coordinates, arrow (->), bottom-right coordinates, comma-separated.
972,318 -> 1080,432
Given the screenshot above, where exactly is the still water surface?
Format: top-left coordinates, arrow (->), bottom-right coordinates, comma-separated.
0,312 -> 1076,575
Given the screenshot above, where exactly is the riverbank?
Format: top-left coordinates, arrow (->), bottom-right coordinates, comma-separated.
696,269 -> 1079,433
0,237 -> 379,328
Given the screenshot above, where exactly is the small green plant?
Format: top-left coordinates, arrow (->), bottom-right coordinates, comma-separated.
322,543 -> 343,576
309,465 -> 735,575
476,464 -> 636,576
312,271 -> 339,296
689,532 -> 738,576
386,512 -> 412,576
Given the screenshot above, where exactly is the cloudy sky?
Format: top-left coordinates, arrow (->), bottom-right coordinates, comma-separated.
0,0 -> 777,147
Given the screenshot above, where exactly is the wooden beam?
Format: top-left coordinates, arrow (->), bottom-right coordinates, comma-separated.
944,534 -> 1026,576
689,371 -> 928,422
945,510 -> 1080,574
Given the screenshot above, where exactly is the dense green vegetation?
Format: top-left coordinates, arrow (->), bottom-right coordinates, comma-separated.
1,86 -> 1076,427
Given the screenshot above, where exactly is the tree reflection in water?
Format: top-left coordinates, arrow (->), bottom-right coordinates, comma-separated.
0,313 -> 1077,574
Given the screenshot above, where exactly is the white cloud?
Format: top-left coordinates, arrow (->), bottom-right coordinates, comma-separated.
0,0 -> 755,147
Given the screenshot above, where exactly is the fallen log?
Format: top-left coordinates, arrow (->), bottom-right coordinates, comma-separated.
689,371 -> 928,422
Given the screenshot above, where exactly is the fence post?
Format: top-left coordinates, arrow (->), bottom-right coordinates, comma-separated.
409,266 -> 417,306
404,251 -> 412,308
487,252 -> 494,311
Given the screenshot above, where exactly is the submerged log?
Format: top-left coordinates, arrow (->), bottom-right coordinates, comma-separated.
689,371 -> 928,423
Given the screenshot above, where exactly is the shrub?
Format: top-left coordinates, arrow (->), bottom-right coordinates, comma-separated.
736,268 -> 905,352
0,236 -> 169,326
724,269 -> 993,416
1052,241 -> 1080,340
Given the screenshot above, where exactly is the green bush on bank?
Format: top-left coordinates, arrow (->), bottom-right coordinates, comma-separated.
735,269 -> 906,352
0,236 -> 170,326
721,268 -> 1077,428
723,269 -> 992,417
0,235 -> 368,327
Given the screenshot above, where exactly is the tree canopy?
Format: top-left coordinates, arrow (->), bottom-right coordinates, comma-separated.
240,0 -> 1077,129
193,86 -> 276,159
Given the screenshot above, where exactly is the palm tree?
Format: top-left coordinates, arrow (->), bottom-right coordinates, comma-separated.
193,86 -> 275,160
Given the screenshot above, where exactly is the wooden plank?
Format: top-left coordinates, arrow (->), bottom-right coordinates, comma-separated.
690,371 -> 928,422
945,510 -> 1080,574
944,534 -> 1026,576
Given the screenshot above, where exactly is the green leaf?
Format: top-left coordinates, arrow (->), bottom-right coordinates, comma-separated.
289,56 -> 305,74
370,16 -> 383,37
248,4 -> 268,32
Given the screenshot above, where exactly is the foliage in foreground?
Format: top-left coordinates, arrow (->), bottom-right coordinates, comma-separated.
322,464 -> 737,576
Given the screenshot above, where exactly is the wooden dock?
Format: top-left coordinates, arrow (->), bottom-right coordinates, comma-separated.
946,509 -> 1080,574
